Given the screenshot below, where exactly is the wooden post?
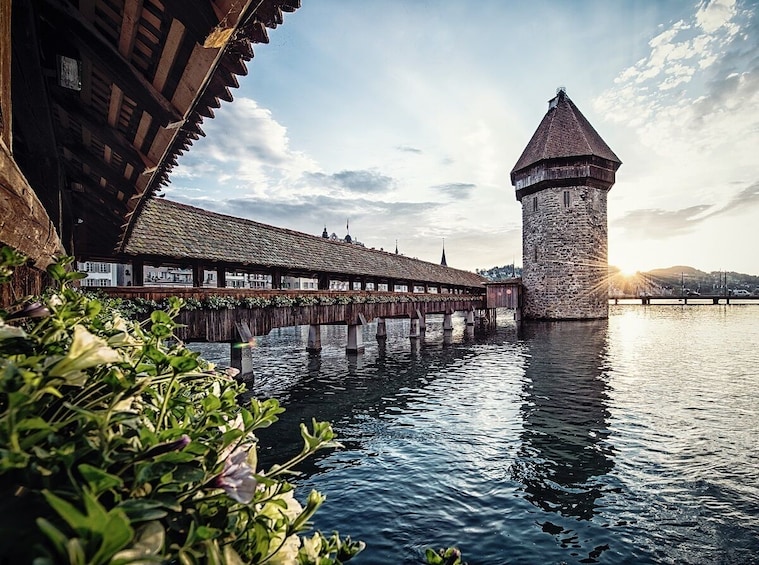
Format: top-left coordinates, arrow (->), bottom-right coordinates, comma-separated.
231,321 -> 254,381
307,324 -> 322,353
346,313 -> 366,353
216,266 -> 226,288
192,262 -> 203,287
271,269 -> 282,289
443,312 -> 453,346
376,317 -> 387,340
409,318 -> 420,340
318,273 -> 330,290
132,259 -> 144,286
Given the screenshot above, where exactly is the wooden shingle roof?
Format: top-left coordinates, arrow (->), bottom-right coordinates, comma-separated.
511,89 -> 621,177
124,199 -> 488,289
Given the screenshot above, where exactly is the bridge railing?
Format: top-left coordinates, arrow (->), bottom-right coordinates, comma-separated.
100,288 -> 487,341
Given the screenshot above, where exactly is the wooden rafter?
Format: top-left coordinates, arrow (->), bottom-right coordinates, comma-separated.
41,0 -> 181,125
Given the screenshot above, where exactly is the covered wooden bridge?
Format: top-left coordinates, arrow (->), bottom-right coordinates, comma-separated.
122,198 -> 488,294
1,0 -> 301,304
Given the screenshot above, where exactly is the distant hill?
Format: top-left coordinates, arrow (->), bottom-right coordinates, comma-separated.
614,265 -> 759,294
480,264 -> 758,294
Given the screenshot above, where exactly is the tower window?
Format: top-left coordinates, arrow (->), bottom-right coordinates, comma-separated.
563,190 -> 570,208
533,246 -> 538,262
533,196 -> 538,212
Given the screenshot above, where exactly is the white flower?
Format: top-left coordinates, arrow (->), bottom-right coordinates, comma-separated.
49,325 -> 122,385
301,533 -> 323,561
213,448 -> 257,504
267,533 -> 301,565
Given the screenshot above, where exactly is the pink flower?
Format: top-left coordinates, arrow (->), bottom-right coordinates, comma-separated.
213,448 -> 257,503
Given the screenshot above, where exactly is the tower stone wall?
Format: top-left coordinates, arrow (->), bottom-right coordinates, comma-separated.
521,185 -> 609,319
511,89 -> 621,320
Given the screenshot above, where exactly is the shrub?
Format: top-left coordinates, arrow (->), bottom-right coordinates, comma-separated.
0,253 -> 364,564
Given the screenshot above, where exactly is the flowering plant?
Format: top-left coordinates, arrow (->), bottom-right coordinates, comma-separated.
0,251 -> 364,564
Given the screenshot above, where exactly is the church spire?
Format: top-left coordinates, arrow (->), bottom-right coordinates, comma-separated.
441,239 -> 447,267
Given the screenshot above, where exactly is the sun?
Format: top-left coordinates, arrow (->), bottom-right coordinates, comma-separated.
613,263 -> 641,278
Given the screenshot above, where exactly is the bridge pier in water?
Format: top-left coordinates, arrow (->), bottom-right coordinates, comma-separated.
307,324 -> 322,353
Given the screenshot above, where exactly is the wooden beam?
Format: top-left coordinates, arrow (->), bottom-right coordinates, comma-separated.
52,90 -> 155,172
0,0 -> 12,149
41,0 -> 181,124
0,141 -> 65,267
152,19 -> 186,92
10,0 -> 67,236
118,0 -> 143,58
160,0 -> 219,46
61,141 -> 137,198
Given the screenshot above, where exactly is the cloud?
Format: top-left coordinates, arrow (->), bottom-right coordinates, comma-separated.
304,169 -> 396,193
431,182 -> 476,199
615,205 -> 713,238
396,145 -> 423,154
173,97 -> 318,191
704,180 -> 759,217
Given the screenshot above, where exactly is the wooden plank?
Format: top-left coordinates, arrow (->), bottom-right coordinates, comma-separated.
152,19 -> 185,92
0,142 -> 65,267
119,0 -> 143,57
42,0 -> 181,124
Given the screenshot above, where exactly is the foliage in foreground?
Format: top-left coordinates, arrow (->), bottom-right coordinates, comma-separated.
0,248 -> 466,563
0,250 -> 364,564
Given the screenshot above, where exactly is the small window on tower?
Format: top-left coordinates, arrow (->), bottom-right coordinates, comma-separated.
534,246 -> 538,262
533,196 -> 538,212
563,190 -> 570,208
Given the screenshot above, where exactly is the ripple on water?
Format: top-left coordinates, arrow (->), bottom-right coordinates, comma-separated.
190,307 -> 759,564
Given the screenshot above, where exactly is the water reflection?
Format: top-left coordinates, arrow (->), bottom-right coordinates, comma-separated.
512,320 -> 614,522
250,318 -> 507,472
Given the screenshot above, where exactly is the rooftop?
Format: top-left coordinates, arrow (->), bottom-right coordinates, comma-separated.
124,199 -> 488,289
510,89 -> 621,178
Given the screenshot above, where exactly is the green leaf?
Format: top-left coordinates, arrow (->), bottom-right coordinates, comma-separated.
90,507 -> 134,565
78,464 -> 124,496
36,517 -> 69,558
117,500 -> 169,522
111,521 -> 165,564
150,310 -> 172,325
169,355 -> 198,373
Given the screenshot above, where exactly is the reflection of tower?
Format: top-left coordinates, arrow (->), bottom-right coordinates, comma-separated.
510,88 -> 621,319
511,320 -> 614,521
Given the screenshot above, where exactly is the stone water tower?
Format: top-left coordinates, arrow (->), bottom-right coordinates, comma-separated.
510,88 -> 621,319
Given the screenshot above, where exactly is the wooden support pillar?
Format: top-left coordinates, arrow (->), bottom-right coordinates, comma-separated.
409,318 -> 420,340
443,312 -> 453,346
216,266 -> 226,288
376,317 -> 387,341
346,313 -> 367,353
271,269 -> 282,290
307,324 -> 322,353
232,321 -> 254,381
132,259 -> 144,286
318,273 -> 330,290
465,310 -> 475,326
416,308 -> 426,336
192,262 -> 203,288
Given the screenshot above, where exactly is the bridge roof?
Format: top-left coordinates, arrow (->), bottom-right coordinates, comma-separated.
511,89 -> 621,177
6,1 -> 299,265
124,199 -> 488,289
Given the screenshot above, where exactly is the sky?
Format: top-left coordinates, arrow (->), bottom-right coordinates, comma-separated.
167,0 -> 759,276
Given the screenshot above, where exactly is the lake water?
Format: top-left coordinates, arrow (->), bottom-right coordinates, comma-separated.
189,305 -> 759,564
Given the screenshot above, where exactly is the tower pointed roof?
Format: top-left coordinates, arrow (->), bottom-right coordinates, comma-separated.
441,241 -> 448,267
510,89 -> 621,179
